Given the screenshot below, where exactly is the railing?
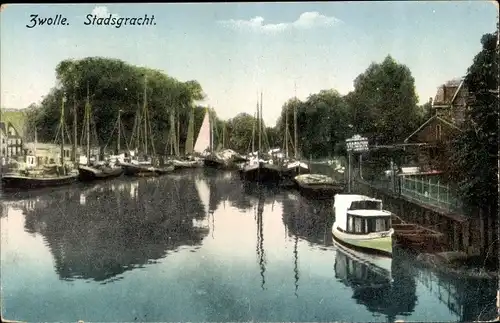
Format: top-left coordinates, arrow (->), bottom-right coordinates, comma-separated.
399,175 -> 462,212
357,164 -> 462,213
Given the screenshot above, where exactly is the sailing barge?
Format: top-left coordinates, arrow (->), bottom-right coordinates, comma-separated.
240,92 -> 282,183
121,75 -> 175,177
77,85 -> 124,182
1,95 -> 79,190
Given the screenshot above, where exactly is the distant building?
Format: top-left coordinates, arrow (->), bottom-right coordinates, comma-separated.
0,121 -> 24,159
23,142 -> 75,166
403,78 -> 467,172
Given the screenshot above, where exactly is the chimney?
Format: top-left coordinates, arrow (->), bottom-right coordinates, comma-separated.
442,85 -> 447,104
428,97 -> 433,105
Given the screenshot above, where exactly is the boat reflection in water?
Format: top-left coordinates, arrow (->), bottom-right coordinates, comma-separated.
334,242 -> 417,322
21,175 -> 209,283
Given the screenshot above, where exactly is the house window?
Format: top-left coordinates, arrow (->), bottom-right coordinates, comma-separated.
436,124 -> 442,140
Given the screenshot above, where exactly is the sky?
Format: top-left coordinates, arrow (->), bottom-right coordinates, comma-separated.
1,2 -> 498,126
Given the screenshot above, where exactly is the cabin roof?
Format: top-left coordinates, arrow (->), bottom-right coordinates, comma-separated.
403,115 -> 462,143
347,209 -> 392,217
335,194 -> 381,205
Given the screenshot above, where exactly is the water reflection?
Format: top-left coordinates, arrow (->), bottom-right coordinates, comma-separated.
1,169 -> 497,322
255,191 -> 266,290
20,176 -> 209,282
334,245 -> 418,322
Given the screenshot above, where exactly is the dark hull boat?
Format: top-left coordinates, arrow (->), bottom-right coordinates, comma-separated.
1,172 -> 79,191
155,165 -> 175,175
172,160 -> 201,169
78,165 -> 124,182
281,160 -> 310,179
294,174 -> 344,199
239,162 -> 283,184
121,163 -> 159,177
203,155 -> 226,169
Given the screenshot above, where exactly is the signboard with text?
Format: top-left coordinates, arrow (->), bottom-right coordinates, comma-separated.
346,134 -> 369,153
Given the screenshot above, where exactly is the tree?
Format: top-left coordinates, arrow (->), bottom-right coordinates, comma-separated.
347,55 -> 422,145
448,32 -> 499,211
275,90 -> 352,159
226,113 -> 257,153
27,57 -> 213,155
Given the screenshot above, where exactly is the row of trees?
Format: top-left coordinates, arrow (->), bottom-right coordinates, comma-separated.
26,57 -> 216,154
27,55 -> 427,161
273,55 -> 426,159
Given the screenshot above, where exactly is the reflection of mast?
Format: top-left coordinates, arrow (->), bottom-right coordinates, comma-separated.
293,229 -> 299,297
256,192 -> 266,290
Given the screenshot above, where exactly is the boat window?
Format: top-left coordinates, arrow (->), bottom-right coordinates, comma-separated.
347,215 -> 354,232
375,218 -> 386,232
354,217 -> 363,233
365,217 -> 391,233
350,200 -> 382,210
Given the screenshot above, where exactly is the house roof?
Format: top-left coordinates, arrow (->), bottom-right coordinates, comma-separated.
404,115 -> 462,143
0,121 -> 21,138
432,78 -> 466,107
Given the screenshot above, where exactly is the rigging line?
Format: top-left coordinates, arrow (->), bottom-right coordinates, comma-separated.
53,123 -> 61,145
102,117 -> 120,151
64,121 -> 73,145
120,120 -> 131,152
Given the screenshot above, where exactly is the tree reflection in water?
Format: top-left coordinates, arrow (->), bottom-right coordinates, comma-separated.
21,176 -> 209,283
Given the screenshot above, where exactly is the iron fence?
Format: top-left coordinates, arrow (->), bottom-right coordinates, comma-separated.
399,175 -> 462,212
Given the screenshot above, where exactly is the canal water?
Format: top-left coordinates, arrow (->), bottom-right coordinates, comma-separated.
1,169 -> 496,322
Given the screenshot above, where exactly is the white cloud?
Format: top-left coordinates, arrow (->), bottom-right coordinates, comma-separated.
218,11 -> 342,34
91,6 -> 120,19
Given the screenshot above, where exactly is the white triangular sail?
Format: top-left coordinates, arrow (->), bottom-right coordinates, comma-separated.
194,110 -> 211,154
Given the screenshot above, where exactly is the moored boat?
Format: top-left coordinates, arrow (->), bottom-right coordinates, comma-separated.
294,173 -> 344,198
1,168 -> 79,190
172,158 -> 202,169
332,194 -> 394,256
282,159 -> 310,179
239,158 -> 282,184
203,154 -> 226,169
78,164 -> 124,181
1,94 -> 79,191
121,161 -> 173,177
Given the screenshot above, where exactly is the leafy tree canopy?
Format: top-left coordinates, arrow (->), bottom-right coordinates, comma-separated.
448,31 -> 499,211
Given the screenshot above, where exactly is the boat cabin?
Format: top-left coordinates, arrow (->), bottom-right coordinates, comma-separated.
334,194 -> 392,235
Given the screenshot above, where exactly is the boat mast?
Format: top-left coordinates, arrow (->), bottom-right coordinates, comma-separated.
72,79 -> 78,164
142,75 -> 148,156
258,93 -> 262,155
177,104 -> 180,156
34,127 -> 37,158
85,83 -> 90,166
60,93 -> 66,172
222,122 -> 225,149
251,109 -> 256,154
117,109 -> 121,153
294,82 -> 298,160
285,101 -> 289,159
185,104 -> 195,155
210,107 -> 214,153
